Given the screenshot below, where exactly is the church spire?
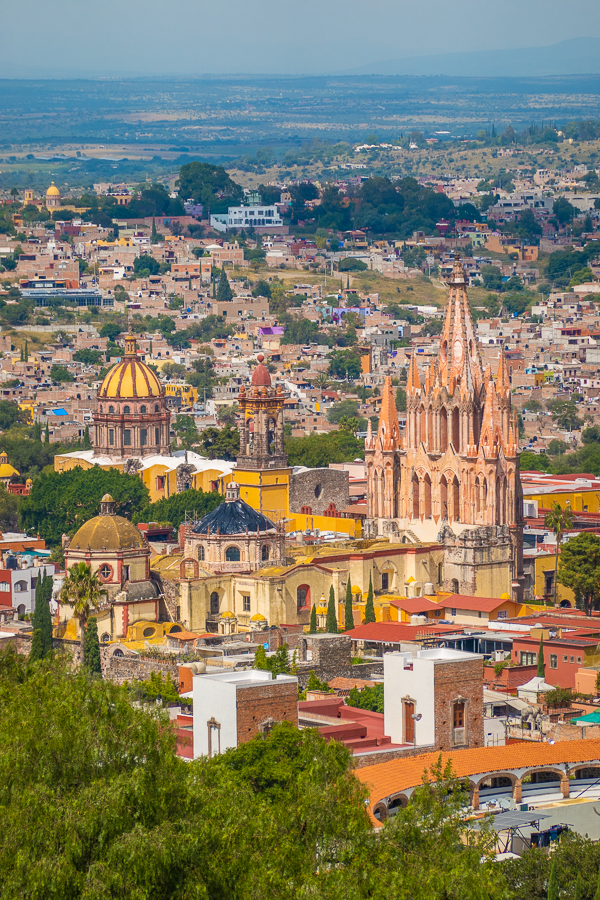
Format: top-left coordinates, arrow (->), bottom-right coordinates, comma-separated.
378,375 -> 401,451
496,348 -> 510,398
438,256 -> 484,395
406,353 -> 421,394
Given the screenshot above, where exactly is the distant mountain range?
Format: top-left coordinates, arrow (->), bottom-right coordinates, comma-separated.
343,37 -> 600,77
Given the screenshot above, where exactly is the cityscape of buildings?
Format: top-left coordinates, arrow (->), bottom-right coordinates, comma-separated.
2,119 -> 600,881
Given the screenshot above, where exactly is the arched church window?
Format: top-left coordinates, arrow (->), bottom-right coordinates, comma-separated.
210,591 -> 219,615
108,405 -> 115,414
261,545 -> 270,561
267,417 -> 276,454
440,407 -> 448,451
225,546 -> 241,562
155,404 -> 159,413
99,406 -> 103,413
123,406 -> 130,415
451,407 -> 460,451
198,546 -> 205,561
140,405 -> 147,414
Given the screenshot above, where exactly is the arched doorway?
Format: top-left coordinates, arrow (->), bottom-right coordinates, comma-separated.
440,475 -> 448,521
412,474 -> 420,519
423,474 -> 432,519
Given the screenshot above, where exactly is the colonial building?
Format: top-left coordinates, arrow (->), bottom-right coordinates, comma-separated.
365,258 -> 524,599
58,494 -> 161,643
94,330 -> 171,459
182,479 -> 286,575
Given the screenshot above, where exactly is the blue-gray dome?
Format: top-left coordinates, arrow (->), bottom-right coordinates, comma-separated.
192,481 -> 277,535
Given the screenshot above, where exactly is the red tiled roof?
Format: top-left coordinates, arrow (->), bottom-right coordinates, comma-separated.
443,593 -> 512,612
345,622 -> 459,642
356,739 -> 600,817
390,596 -> 441,614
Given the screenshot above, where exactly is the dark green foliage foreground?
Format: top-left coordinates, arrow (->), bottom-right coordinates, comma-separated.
1,649 -> 598,899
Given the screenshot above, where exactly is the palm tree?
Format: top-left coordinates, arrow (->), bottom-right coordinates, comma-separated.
312,372 -> 330,390
59,562 -> 104,660
544,502 -> 574,607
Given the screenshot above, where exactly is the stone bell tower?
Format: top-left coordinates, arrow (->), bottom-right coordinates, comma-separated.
235,354 -> 291,523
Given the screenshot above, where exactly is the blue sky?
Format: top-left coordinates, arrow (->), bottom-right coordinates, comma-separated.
2,0 -> 599,77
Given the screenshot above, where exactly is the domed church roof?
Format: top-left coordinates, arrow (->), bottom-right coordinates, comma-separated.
46,182 -> 61,197
69,494 -> 147,552
98,331 -> 162,400
251,354 -> 271,388
192,481 -> 277,535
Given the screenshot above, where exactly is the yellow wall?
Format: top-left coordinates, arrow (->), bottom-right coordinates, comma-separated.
534,554 -> 576,605
288,512 -> 362,538
235,466 -> 290,522
526,489 -> 600,514
164,383 -> 198,405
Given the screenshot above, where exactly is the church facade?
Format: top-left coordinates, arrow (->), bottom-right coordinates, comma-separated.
365,258 -> 524,600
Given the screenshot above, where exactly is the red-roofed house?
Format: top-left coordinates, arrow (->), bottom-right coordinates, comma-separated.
442,593 -> 521,626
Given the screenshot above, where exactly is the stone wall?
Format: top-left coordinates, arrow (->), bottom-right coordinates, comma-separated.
102,653 -> 179,685
236,681 -> 299,744
433,657 -> 484,751
289,468 -> 349,516
296,633 -> 353,683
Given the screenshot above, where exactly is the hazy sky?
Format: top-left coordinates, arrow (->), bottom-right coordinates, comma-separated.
2,0 -> 599,77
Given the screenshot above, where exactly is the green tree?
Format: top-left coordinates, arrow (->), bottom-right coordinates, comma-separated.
569,267 -> 594,288
551,400 -> 582,432
558,531 -> 600,614
347,682 -> 384,713
285,431 -> 364,468
82,425 -> 92,451
73,349 -> 103,366
177,161 -> 244,212
326,584 -> 338,633
31,572 -> 53,658
547,857 -> 558,900
134,488 -> 222,530
0,400 -> 28,431
84,617 -> 102,675
50,364 -> 75,383
544,502 -> 574,606
339,415 -> 360,434
328,349 -> 362,379
309,604 -> 317,633
99,322 -> 123,341
59,562 -> 104,660
253,644 -> 270,670
345,578 -> 354,631
133,254 -> 160,277
20,467 -> 150,547
28,628 -> 44,663
365,572 -> 376,624
173,413 -> 199,449
0,485 -> 20,532
553,196 -> 577,226
537,634 -> 545,679
338,257 -> 368,272
216,268 -> 233,302
198,425 -> 240,461
217,404 -> 239,427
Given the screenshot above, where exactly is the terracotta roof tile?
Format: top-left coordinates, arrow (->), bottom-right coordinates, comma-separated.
355,739 -> 600,813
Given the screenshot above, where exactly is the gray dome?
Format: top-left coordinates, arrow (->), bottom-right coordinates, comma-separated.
192,498 -> 277,536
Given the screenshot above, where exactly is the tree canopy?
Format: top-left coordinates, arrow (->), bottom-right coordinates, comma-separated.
285,431 -> 364,467
134,488 -> 223,529
177,161 -> 244,213
20,467 -> 150,546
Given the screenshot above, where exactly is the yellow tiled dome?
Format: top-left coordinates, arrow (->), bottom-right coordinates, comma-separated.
70,514 -> 146,551
46,182 -> 61,197
99,332 -> 162,400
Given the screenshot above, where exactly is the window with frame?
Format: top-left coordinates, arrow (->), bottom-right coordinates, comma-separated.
381,572 -> 389,591
497,610 -> 508,619
242,595 -> 250,612
123,406 -> 130,415
563,655 -> 568,662
549,654 -> 558,669
577,656 -> 582,663
225,546 -> 240,562
99,564 -> 111,580
123,429 -> 131,446
109,429 -> 115,446
140,428 -> 147,446
0,582 -> 9,592
450,608 -> 457,617
452,701 -> 466,745
570,656 -> 575,663
155,427 -> 160,444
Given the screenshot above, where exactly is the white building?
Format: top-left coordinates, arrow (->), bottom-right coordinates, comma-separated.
211,205 -> 283,233
384,647 -> 484,751
192,668 -> 298,758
